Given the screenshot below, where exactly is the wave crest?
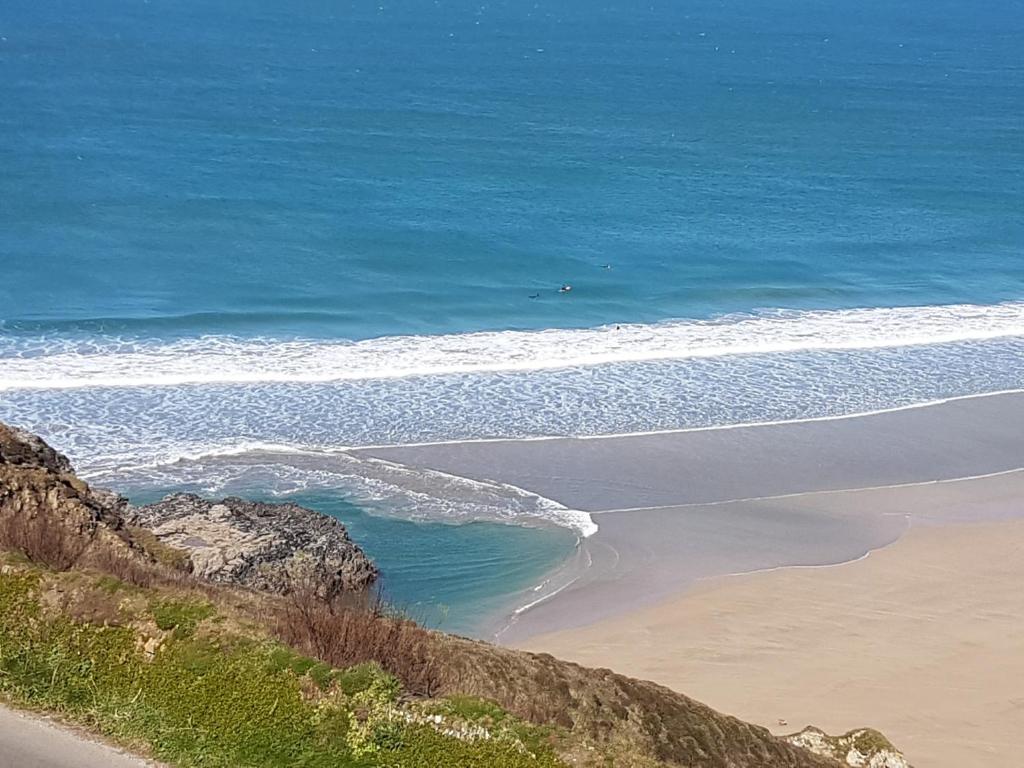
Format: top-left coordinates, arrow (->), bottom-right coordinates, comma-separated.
2,302 -> 1023,391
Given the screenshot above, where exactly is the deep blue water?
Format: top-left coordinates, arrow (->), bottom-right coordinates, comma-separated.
2,0 -> 1023,634
2,0 -> 1022,339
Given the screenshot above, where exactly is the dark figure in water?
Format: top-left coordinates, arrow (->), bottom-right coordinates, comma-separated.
559,284 -> 572,293
528,293 -> 540,299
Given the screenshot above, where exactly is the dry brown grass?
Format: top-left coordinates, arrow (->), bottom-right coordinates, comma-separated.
269,582 -> 442,697
0,511 -> 89,571
82,544 -> 193,590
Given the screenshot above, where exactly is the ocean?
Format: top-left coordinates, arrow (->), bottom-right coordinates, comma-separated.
2,0 -> 1022,635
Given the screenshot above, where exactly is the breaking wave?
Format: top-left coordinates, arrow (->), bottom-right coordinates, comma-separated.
3,301 -> 1024,390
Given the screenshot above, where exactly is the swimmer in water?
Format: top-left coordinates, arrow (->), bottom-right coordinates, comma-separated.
559,284 -> 572,293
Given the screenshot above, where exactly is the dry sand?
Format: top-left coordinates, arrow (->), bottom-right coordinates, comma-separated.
522,516 -> 1024,768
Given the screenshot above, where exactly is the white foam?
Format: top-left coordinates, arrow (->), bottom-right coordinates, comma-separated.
82,442 -> 598,537
3,301 -> 1024,390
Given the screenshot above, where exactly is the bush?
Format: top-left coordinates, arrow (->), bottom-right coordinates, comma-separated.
440,695 -> 510,724
271,584 -> 441,697
0,511 -> 88,571
336,661 -> 391,696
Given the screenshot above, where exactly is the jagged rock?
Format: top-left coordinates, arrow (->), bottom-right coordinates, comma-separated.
784,727 -> 912,768
130,493 -> 378,597
1,422 -> 376,598
0,424 -> 74,474
0,422 -> 133,553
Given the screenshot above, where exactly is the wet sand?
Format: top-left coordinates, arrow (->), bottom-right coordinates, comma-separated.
355,392 -> 1024,640
494,468 -> 1024,640
357,391 -> 1024,512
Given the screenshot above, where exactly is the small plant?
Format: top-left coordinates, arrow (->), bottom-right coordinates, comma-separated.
268,646 -> 317,676
150,597 -> 214,636
440,695 -> 510,724
336,661 -> 389,696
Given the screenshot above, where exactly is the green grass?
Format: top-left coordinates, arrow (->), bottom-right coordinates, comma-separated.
335,661 -> 389,695
0,568 -> 566,768
437,694 -> 511,723
150,597 -> 215,636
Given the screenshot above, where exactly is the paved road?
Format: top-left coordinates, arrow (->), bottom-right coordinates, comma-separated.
0,705 -> 154,768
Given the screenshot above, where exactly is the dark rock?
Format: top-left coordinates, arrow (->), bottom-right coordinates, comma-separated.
0,422 -> 130,543
0,423 -> 73,474
130,493 -> 378,597
0,422 -> 376,597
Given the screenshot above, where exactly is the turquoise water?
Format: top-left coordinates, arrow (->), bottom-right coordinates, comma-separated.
2,0 -> 1023,340
2,0 -> 1023,634
287,492 -> 578,636
127,485 -> 576,637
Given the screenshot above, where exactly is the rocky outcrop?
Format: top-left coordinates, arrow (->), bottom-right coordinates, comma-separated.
130,493 -> 377,597
0,422 -> 376,597
0,424 -> 74,474
784,727 -> 912,768
0,423 -> 136,562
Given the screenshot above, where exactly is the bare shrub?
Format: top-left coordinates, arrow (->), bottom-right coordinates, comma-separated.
84,544 -> 195,590
84,546 -> 157,588
0,511 -> 89,571
271,582 -> 441,697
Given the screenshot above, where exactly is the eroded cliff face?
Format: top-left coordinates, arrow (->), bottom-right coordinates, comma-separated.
0,422 -> 136,557
131,493 -> 378,597
784,727 -> 911,768
0,422 -> 377,596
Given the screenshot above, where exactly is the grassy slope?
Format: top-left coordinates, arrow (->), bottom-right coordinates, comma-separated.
0,561 -> 566,768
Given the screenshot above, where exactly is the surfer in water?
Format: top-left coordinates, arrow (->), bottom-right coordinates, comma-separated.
559,284 -> 572,293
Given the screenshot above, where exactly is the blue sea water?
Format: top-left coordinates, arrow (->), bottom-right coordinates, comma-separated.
1,0 -> 1023,634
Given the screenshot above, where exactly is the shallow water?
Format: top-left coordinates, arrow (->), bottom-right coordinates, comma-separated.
128,484 -> 577,637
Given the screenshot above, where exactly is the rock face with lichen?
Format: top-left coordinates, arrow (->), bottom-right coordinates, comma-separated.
130,493 -> 378,597
784,727 -> 912,768
0,422 -> 136,557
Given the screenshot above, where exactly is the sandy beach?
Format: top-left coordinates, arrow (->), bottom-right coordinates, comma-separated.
520,515 -> 1024,768
353,392 -> 1024,765
355,392 -> 1024,633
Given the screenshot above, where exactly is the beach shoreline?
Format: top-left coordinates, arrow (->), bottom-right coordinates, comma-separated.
351,390 -> 1024,766
354,391 -> 1024,639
